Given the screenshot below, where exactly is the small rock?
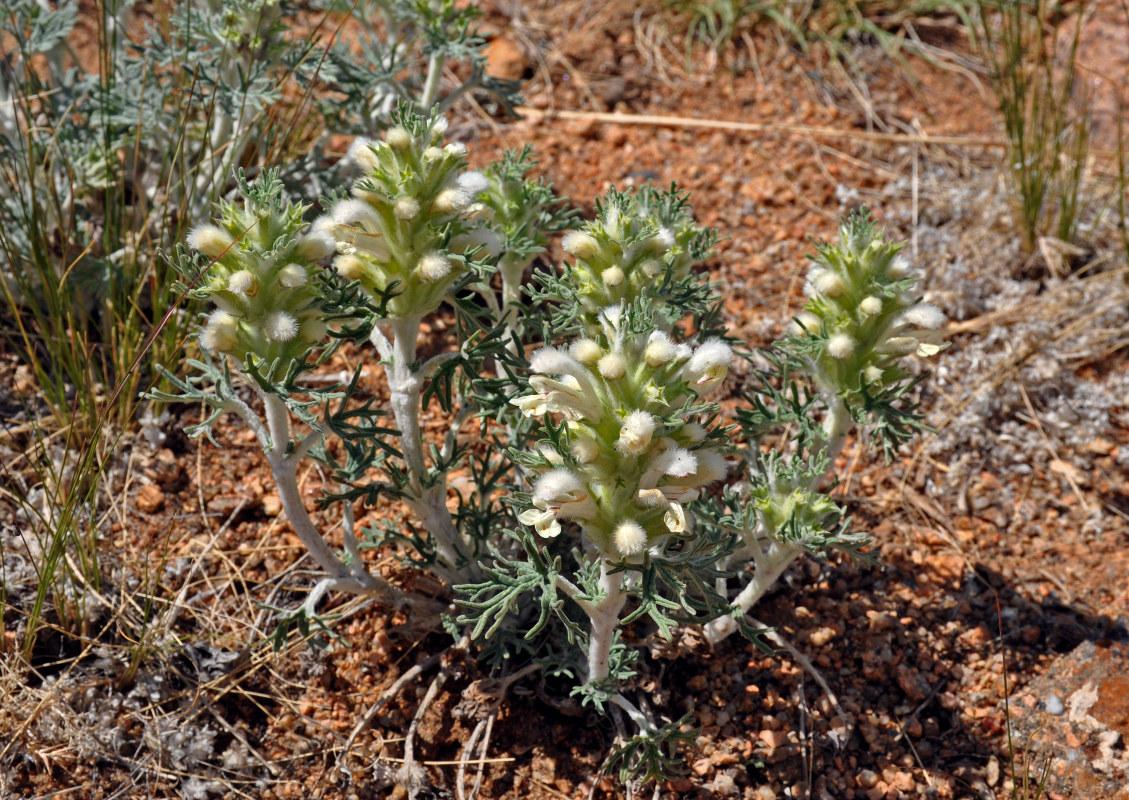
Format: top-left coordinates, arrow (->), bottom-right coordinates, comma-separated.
709,772 -> 738,797
261,494 -> 282,516
857,769 -> 879,789
987,755 -> 1000,787
136,484 -> 165,514
1046,695 -> 1065,715
758,729 -> 787,750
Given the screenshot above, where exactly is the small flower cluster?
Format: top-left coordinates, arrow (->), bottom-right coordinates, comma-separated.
188,173 -> 335,369
560,188 -> 710,331
513,309 -> 732,557
791,215 -> 948,397
321,109 -> 497,319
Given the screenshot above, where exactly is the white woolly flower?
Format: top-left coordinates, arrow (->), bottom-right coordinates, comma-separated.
562,231 -> 599,260
277,264 -> 308,289
887,255 -> 912,280
639,258 -> 663,278
428,116 -> 449,140
570,339 -> 603,366
570,436 -> 601,464
227,270 -> 256,295
433,187 -> 471,214
519,469 -> 597,539
878,336 -> 920,355
617,410 -> 656,455
826,333 -> 855,359
385,126 -> 412,150
264,311 -> 299,342
812,270 -> 845,298
443,142 -> 467,157
859,296 -> 883,316
598,352 -> 626,380
417,252 -> 451,281
515,375 -> 603,421
643,332 -> 678,367
188,225 -> 233,259
200,312 -> 239,352
899,303 -> 945,330
296,229 -> 336,261
456,170 -> 490,197
863,365 -> 884,384
613,520 -> 648,556
347,137 -> 378,170
332,199 -> 381,229
530,346 -> 586,378
394,196 -> 421,220
423,146 -> 443,162
682,339 -> 732,394
601,266 -> 625,286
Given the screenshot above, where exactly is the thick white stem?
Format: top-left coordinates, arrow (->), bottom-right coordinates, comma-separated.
420,53 -> 446,111
821,393 -> 852,467
587,560 -> 627,684
704,540 -> 804,646
262,392 -> 384,593
384,316 -> 465,577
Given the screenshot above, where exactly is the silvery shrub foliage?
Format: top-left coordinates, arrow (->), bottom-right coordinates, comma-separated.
155,101 -> 947,785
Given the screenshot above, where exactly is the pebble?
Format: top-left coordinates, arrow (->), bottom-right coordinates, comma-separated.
759,729 -> 788,750
1045,694 -> 1065,715
856,769 -> 879,789
136,484 -> 165,514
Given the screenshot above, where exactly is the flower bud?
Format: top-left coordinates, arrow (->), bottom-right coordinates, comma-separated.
277,264 -> 308,289
264,311 -> 299,342
900,303 -> 945,330
812,270 -> 845,298
648,227 -> 675,253
617,410 -> 656,455
347,137 -> 378,171
433,187 -> 470,214
682,339 -> 732,393
601,266 -> 625,286
443,142 -> 467,157
188,224 -> 234,259
417,252 -> 451,282
887,255 -> 912,280
423,146 -> 443,162
227,270 -> 257,295
385,126 -> 412,150
863,365 -> 884,384
598,352 -> 627,380
200,311 -> 239,352
562,231 -> 599,260
639,258 -> 663,278
394,196 -> 421,220
457,171 -> 490,197
643,332 -> 678,367
570,339 -> 603,366
613,520 -> 648,556
826,333 -> 855,359
571,436 -> 601,464
859,296 -> 882,316
790,311 -> 822,335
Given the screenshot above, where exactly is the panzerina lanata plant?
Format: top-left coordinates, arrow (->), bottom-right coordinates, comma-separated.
159,106 -> 945,786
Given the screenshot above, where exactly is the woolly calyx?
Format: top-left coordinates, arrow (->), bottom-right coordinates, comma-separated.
325,108 -> 490,319
514,325 -> 729,555
792,210 -> 949,406
186,170 -> 330,371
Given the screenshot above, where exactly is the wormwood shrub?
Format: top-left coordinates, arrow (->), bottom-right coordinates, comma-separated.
157,105 -> 947,787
